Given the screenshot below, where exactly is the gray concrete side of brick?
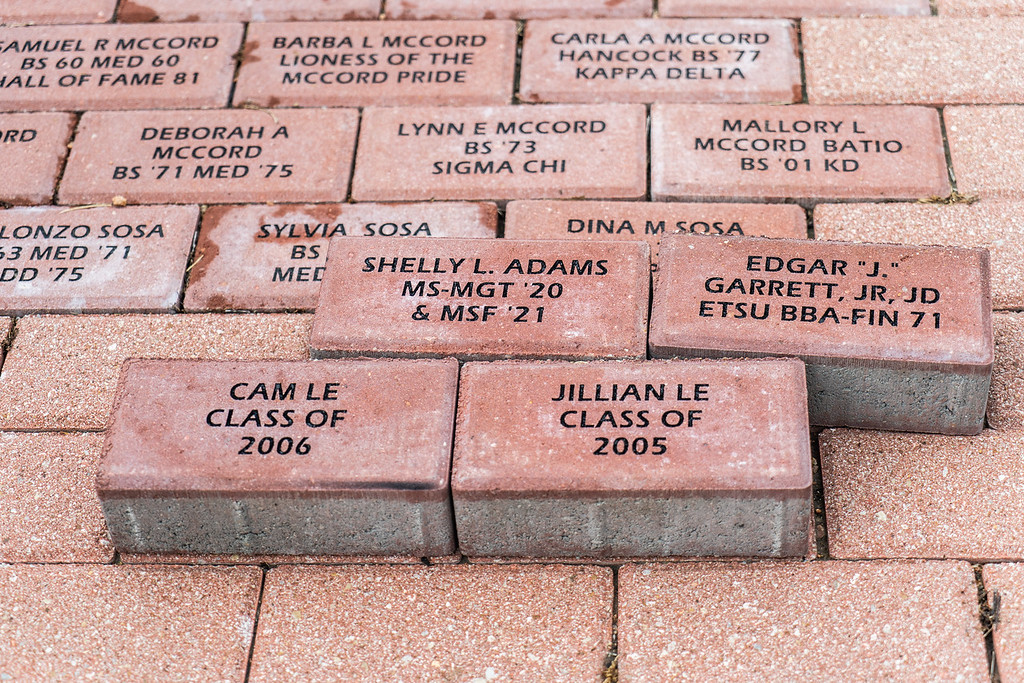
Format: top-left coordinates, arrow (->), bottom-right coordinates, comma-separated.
453,493 -> 811,558
101,495 -> 455,556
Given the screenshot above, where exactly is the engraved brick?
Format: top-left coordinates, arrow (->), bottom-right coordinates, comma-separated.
659,0 -> 930,17
184,202 -> 497,312
649,235 -> 994,434
311,237 -> 649,361
0,112 -> 73,205
234,21 -> 516,108
0,24 -> 241,112
0,205 -> 197,314
939,0 -> 1024,15
352,104 -> 647,202
651,104 -> 949,203
0,0 -> 116,24
505,200 -> 806,266
385,0 -> 650,20
946,106 -> 1024,199
519,19 -> 801,104
804,18 -> 1024,104
815,201 -> 1024,310
59,108 -> 358,205
98,358 -> 458,556
118,0 -> 380,22
452,358 -> 812,558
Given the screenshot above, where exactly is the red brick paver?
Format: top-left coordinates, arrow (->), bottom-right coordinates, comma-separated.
0,0 -> 116,24
660,0 -> 930,16
385,0 -> 651,20
118,0 -> 381,22
939,0 -> 1024,14
946,106 -> 1024,198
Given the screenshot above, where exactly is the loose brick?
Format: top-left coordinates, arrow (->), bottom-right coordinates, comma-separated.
990,313 -> 1024,430
311,237 -> 649,361
249,565 -> 612,682
939,0 -> 1024,14
650,235 -> 994,434
804,18 -> 1024,104
0,205 -> 197,314
185,202 -> 497,312
452,358 -> 812,558
659,0 -> 930,16
821,428 -> 1024,560
815,201 -> 1024,310
0,313 -> 311,430
59,108 -> 358,206
235,21 -> 516,108
0,24 -> 241,112
99,358 -> 457,555
0,432 -> 112,563
0,112 -> 73,205
505,200 -> 806,267
0,564 -> 261,681
519,19 -> 801,104
352,104 -> 647,202
618,561 -> 988,680
118,0 -> 380,22
385,0 -> 650,19
0,0 -> 116,24
946,106 -> 1024,199
651,104 -> 949,203
983,564 -> 1024,682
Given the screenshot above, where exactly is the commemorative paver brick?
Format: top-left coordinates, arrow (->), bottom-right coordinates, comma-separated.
821,428 -> 1024,560
59,108 -> 359,206
804,18 -> 1024,104
0,205 -> 197,314
99,358 -> 458,556
311,237 -> 650,361
234,21 -> 516,107
650,235 -> 994,434
452,358 -> 812,558
946,106 -> 1024,199
0,112 -> 73,205
0,24 -> 242,112
0,0 -> 116,25
185,202 -> 497,311
249,564 -> 613,682
0,313 -> 312,430
815,201 -> 1024,310
0,564 -> 261,681
385,0 -> 650,20
118,0 -> 380,22
990,313 -> 1024,430
618,561 -> 988,680
519,19 -> 801,104
659,0 -> 931,16
352,104 -> 647,202
651,104 -> 949,203
983,564 -> 1024,682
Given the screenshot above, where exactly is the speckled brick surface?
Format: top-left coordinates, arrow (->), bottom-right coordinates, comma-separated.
249,564 -> 613,682
990,313 -> 1024,430
983,563 -> 1024,681
0,314 -> 311,430
0,564 -> 261,681
805,18 -> 1024,104
821,428 -> 1024,560
946,106 -> 1024,198
618,561 -> 988,681
939,0 -> 1024,14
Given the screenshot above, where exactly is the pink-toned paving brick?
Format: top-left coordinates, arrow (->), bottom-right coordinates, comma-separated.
815,201 -> 1024,311
0,313 -> 311,431
618,561 -> 988,681
118,0 -> 380,22
0,0 -> 116,24
946,106 -> 1024,199
235,21 -> 517,108
249,564 -> 612,682
983,564 -> 1024,682
59,108 -> 359,206
821,428 -> 1024,560
990,313 -> 1024,430
0,24 -> 242,112
0,112 -> 73,205
804,18 -> 1024,105
0,564 -> 261,681
385,0 -> 650,20
519,19 -> 801,105
939,0 -> 1024,14
0,432 -> 112,563
660,0 -> 930,16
